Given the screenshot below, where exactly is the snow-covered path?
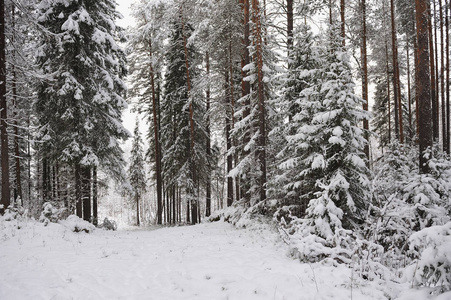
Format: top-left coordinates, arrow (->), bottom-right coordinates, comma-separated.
0,219 -> 387,299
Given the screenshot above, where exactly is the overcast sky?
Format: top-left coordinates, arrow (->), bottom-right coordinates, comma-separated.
116,0 -> 135,29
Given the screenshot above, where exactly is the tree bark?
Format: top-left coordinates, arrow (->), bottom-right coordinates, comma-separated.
428,1 -> 438,141
205,51 -> 211,217
390,0 -> 403,144
287,0 -> 293,51
11,5 -> 21,203
92,166 -> 97,225
225,71 -> 234,207
148,40 -> 163,225
75,164 -> 82,218
135,191 -> 140,226
407,43 -> 413,141
434,0 -> 440,141
0,0 -> 10,212
446,0 -> 450,154
241,0 -> 251,203
252,0 -> 267,203
416,0 -> 433,173
440,0 -> 446,152
385,39 -> 392,142
81,166 -> 91,222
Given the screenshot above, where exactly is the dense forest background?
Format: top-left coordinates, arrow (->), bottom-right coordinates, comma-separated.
1,0 -> 451,294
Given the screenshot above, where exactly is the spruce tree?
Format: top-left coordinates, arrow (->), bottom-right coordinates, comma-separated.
35,0 -> 128,218
128,118 -> 146,226
160,17 -> 207,224
271,23 -> 320,216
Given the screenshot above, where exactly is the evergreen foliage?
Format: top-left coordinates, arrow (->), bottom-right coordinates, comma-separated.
35,0 -> 128,178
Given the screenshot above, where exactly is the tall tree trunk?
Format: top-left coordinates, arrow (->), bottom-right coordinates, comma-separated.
92,166 -> 98,225
287,0 -> 293,51
42,158 -> 49,201
225,71 -> 234,207
429,1 -> 438,141
11,5 -> 21,203
440,0 -> 446,152
385,41 -> 392,142
81,166 -> 91,222
205,51 -> 211,217
361,0 -> 369,162
180,14 -> 197,224
390,0 -> 404,143
75,164 -> 82,218
241,0 -> 251,203
228,39 -> 239,202
416,0 -> 433,173
0,0 -> 10,212
149,40 -> 163,225
407,42 -> 413,141
252,0 -> 267,203
446,0 -> 450,154
135,191 -> 140,226
434,0 -> 440,142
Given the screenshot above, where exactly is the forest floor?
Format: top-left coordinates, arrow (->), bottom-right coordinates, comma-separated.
0,216 -> 446,300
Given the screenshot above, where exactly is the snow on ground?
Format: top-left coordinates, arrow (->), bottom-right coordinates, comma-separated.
0,216 -> 426,300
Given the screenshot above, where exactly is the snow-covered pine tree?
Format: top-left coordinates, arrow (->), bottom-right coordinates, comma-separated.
35,0 -> 129,220
128,118 -> 146,226
231,0 -> 277,207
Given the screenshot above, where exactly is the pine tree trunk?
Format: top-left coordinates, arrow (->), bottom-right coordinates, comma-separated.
180,14 -> 197,224
407,43 -> 413,141
440,0 -> 446,152
434,0 -> 440,141
75,164 -> 82,218
135,192 -> 140,226
81,166 -> 91,222
228,40 -> 239,202
252,0 -> 267,203
205,52 -> 211,217
287,0 -> 293,51
148,40 -> 163,225
390,0 -> 404,143
0,0 -> 9,213
42,158 -> 49,201
92,166 -> 98,225
429,2 -> 438,141
386,41 -> 392,142
241,0 -> 251,203
416,0 -> 433,173
446,0 -> 450,154
361,0 -> 369,162
11,5 -> 21,203
225,70 -> 234,207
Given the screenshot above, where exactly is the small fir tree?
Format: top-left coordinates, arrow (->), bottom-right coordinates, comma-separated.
128,119 -> 147,226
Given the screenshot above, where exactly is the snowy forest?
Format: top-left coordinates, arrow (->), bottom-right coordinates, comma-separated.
1,0 -> 451,298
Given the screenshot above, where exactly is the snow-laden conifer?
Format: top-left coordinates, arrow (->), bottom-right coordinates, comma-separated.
127,119 -> 147,226
35,0 -> 129,216
280,23 -> 371,262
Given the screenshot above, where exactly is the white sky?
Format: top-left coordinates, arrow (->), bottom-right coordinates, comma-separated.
116,0 -> 135,29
